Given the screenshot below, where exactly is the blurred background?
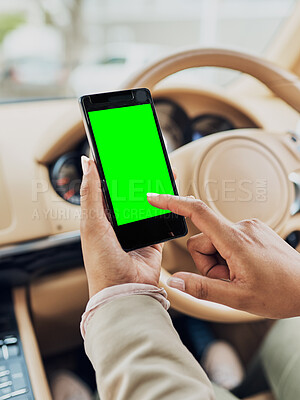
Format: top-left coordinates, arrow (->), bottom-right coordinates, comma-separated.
0,0 -> 297,101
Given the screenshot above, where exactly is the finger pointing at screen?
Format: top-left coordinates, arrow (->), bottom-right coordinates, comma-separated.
147,193 -> 300,319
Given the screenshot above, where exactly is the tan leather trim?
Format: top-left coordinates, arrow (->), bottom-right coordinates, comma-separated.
37,119 -> 84,164
30,267 -> 88,356
126,48 -> 300,113
13,287 -> 52,400
0,100 -> 79,247
36,101 -> 83,164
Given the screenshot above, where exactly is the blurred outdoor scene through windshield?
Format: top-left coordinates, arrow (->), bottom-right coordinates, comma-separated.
0,0 -> 297,102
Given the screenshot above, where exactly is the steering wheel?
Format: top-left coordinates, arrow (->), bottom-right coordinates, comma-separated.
125,48 -> 300,322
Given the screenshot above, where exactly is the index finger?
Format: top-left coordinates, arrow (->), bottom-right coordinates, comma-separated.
147,193 -> 233,254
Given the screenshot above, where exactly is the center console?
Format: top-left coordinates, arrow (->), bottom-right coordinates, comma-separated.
0,290 -> 34,400
0,289 -> 51,400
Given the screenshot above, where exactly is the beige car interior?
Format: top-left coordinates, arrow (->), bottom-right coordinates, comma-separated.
2,6 -> 300,399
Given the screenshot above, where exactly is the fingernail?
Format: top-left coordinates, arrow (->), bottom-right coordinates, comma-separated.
81,156 -> 90,175
167,277 -> 185,291
147,193 -> 160,197
187,195 -> 195,199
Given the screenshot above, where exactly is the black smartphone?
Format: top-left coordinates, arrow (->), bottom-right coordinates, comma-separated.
79,88 -> 187,251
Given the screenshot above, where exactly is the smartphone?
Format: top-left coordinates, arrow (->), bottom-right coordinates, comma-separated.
79,88 -> 187,251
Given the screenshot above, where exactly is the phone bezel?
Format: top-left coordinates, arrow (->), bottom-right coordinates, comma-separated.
79,88 -> 187,251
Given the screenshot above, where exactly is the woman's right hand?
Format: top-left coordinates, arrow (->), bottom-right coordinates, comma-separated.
147,193 -> 300,319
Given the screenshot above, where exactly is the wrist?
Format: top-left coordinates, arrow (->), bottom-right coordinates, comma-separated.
86,274 -> 160,298
86,273 -> 135,298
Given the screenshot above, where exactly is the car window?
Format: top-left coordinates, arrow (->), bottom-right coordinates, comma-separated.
0,0 -> 297,102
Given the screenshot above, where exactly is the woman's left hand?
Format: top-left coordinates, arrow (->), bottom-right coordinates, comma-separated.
80,156 -> 162,297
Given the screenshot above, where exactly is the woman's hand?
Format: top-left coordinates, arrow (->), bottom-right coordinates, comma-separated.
147,193 -> 300,319
80,156 -> 162,297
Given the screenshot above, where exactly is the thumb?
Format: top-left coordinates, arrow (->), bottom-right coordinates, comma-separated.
167,272 -> 243,310
80,156 -> 110,233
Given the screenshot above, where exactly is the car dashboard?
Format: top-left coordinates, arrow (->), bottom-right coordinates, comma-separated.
0,85 -> 299,279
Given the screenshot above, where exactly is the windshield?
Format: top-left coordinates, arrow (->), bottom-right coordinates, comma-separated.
0,0 -> 297,102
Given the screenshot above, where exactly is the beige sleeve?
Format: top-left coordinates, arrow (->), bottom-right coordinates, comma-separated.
84,295 -> 215,400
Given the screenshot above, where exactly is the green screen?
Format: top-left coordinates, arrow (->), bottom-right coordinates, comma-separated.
88,103 -> 174,226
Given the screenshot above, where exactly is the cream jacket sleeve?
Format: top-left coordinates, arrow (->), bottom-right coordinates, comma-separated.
84,294 -> 215,400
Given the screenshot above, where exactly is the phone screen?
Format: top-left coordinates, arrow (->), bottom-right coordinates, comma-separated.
88,103 -> 175,226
